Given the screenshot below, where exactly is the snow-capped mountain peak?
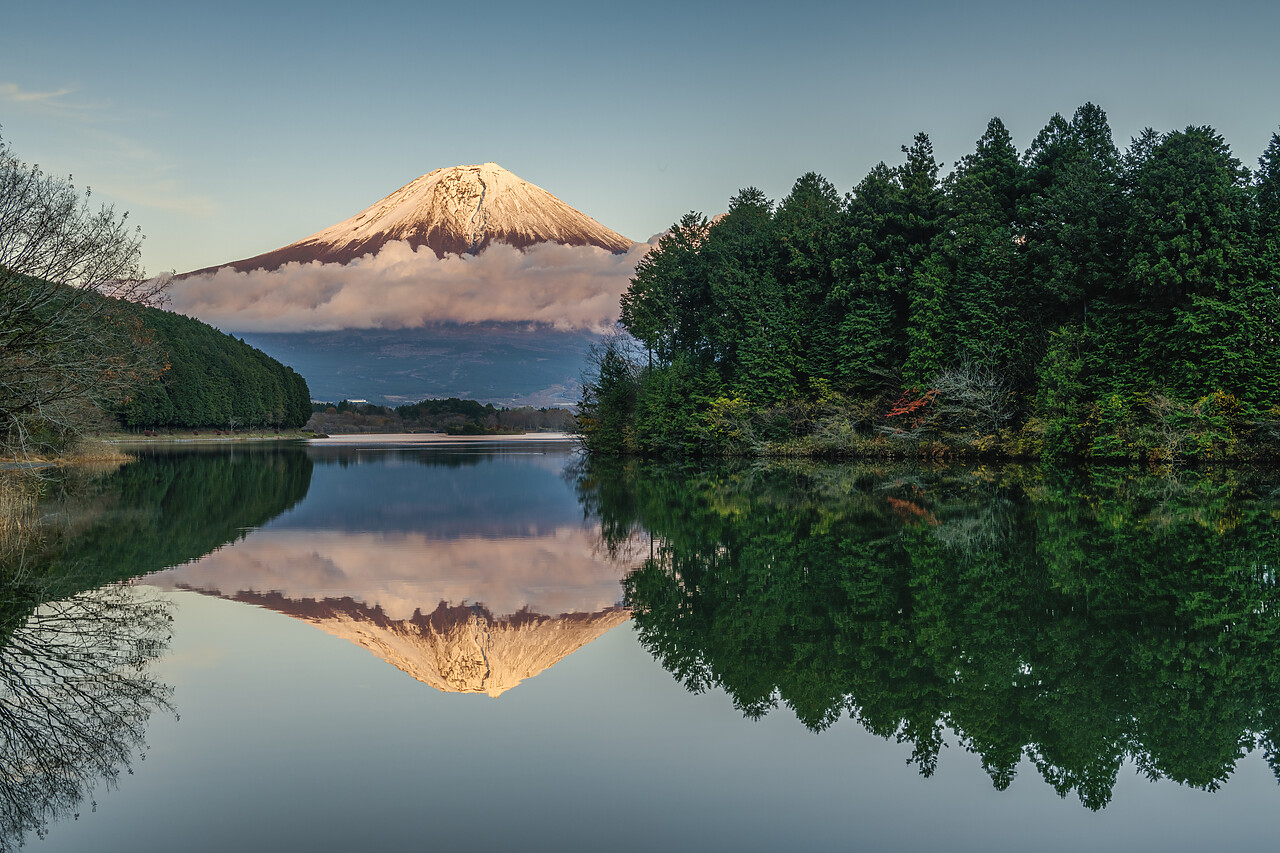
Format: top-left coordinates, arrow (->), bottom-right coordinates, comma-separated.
191,162 -> 633,275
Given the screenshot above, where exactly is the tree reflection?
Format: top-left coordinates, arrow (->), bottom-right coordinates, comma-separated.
0,575 -> 174,847
575,459 -> 1280,809
0,447 -> 314,845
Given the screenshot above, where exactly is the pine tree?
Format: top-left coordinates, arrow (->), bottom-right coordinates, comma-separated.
620,212 -> 709,365
1020,104 -> 1123,324
703,188 -> 777,391
1120,126 -> 1268,405
773,172 -> 842,390
944,117 -> 1027,378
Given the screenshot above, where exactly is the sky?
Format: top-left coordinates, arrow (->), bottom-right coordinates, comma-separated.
3,0 -> 1279,280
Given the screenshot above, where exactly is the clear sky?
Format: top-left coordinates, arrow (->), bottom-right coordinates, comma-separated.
3,0 -> 1279,276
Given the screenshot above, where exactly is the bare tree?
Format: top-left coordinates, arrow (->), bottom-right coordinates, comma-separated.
932,356 -> 1016,440
0,134 -> 170,457
0,579 -> 174,846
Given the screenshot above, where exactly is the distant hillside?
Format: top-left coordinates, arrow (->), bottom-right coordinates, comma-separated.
117,305 -> 312,429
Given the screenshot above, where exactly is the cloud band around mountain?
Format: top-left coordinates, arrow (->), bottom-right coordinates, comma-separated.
169,238 -> 656,333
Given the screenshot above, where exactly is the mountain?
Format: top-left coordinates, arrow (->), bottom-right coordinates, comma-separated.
227,593 -> 630,697
188,162 -> 634,275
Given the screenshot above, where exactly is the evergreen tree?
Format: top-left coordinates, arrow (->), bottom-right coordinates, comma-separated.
620,212 -> 710,366
943,117 -> 1027,378
773,172 -> 843,389
830,163 -> 901,392
1118,126 -> 1270,406
832,136 -> 944,391
1259,132 -> 1280,228
702,188 -> 778,394
1020,104 -> 1123,326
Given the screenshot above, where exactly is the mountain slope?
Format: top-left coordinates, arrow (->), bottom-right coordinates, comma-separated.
230,594 -> 631,697
190,163 -> 633,274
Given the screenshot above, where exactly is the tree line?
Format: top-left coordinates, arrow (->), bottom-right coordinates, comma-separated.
307,397 -> 575,435
580,104 -> 1280,461
1,132 -> 313,451
116,304 -> 312,430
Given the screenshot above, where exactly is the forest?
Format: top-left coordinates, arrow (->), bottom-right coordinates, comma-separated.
579,104 -> 1280,462
306,397 -> 576,435
116,303 -> 312,431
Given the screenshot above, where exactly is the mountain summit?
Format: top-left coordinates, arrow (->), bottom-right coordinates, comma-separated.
192,162 -> 634,274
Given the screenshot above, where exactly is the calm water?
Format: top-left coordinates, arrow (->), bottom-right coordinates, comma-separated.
5,438 -> 1280,851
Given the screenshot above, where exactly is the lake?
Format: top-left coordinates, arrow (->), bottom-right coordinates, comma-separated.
4,437 -> 1280,851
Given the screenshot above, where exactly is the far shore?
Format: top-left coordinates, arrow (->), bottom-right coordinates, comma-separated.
2,429 -> 582,469
308,431 -> 579,445
102,428 -> 320,446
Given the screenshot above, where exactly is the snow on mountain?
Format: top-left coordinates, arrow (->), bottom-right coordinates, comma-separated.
190,162 -> 634,275
232,594 -> 631,697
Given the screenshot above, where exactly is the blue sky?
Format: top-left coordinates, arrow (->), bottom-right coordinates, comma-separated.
3,0 -> 1279,276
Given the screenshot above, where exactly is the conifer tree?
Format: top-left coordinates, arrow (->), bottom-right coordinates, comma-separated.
703,188 -> 777,391
1020,104 -> 1123,325
773,172 -> 843,390
831,164 -> 901,392
944,117 -> 1026,378
620,212 -> 709,365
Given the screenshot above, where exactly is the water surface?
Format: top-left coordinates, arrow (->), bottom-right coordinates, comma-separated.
5,444 -> 1280,851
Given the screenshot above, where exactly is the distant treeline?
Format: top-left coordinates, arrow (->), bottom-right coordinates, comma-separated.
307,397 -> 575,435
581,103 -> 1280,462
117,306 -> 311,430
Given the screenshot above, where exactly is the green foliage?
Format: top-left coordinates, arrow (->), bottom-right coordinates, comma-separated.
589,105 -> 1280,461
1035,325 -> 1090,458
576,335 -> 641,455
574,458 -> 1280,809
116,305 -> 311,429
633,355 -> 720,456
3,446 -> 313,597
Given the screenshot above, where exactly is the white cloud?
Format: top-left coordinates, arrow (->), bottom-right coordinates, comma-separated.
169,237 -> 659,332
0,82 -> 75,104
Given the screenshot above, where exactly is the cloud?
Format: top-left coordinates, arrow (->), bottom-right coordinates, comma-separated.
0,82 -> 110,121
168,238 -> 659,333
1,82 -> 214,220
0,82 -> 75,104
148,526 -> 635,621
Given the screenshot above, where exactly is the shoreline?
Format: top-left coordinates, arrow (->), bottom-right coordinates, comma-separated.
101,429 -> 320,446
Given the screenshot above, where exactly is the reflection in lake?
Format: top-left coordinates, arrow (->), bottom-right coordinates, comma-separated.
0,578 -> 173,846
150,440 -> 636,696
39,445 -> 314,584
0,446 -> 309,848
10,444 -> 1280,850
574,459 -> 1280,809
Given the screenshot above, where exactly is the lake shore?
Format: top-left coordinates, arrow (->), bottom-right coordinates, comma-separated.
1,430 -> 323,469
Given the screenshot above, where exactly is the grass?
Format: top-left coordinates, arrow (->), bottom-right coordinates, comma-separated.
96,427 -> 318,445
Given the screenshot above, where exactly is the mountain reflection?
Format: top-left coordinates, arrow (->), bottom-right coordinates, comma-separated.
148,528 -> 634,696
573,459 -> 1280,810
150,443 -> 637,696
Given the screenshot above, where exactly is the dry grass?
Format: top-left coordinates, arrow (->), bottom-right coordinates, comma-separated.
57,440 -> 134,468
0,471 -> 43,572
